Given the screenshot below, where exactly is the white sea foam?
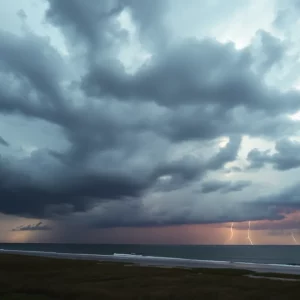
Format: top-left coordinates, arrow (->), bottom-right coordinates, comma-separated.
112,253 -> 231,263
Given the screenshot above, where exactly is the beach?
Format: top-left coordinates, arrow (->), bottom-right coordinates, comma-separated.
1,250 -> 300,299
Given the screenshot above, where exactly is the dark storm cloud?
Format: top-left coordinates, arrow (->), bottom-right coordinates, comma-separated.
46,0 -> 168,53
12,221 -> 52,231
122,0 -> 169,51
82,37 -> 300,143
152,135 -> 243,192
252,181 -> 300,210
82,37 -> 300,114
0,26 -> 140,214
0,29 -> 66,111
0,134 -> 241,217
0,173 -> 145,218
0,136 -> 9,147
251,30 -> 286,75
200,180 -> 251,194
247,148 -> 271,169
1,8 -> 298,144
0,150 -> 147,217
206,135 -> 241,170
69,195 -> 284,229
247,139 -> 300,170
200,180 -> 231,194
224,166 -> 242,174
0,0 -> 300,225
46,0 -> 125,54
46,0 -> 300,143
225,181 -> 252,193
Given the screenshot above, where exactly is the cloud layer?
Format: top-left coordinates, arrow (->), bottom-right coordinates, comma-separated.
1,0 -> 300,232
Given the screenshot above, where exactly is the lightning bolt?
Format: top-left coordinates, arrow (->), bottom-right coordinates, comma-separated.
247,221 -> 254,245
224,222 -> 234,244
291,232 -> 298,245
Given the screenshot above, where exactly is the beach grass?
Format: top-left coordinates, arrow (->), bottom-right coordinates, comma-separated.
0,254 -> 300,299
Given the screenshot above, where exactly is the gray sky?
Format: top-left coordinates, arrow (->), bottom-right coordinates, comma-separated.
1,0 -> 300,244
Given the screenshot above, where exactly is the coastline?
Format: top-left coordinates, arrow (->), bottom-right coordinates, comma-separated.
2,248 -> 300,275
1,252 -> 300,299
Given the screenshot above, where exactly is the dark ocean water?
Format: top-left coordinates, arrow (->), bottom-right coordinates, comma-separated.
1,244 -> 300,265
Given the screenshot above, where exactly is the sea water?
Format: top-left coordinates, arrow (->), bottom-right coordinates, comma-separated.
1,244 -> 300,265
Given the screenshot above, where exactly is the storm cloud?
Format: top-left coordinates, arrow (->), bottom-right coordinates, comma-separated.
247,138 -> 300,171
1,0 -> 300,232
12,221 -> 52,231
200,180 -> 251,194
0,136 -> 9,147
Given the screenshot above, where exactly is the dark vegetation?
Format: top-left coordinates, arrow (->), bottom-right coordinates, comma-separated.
0,254 -> 300,299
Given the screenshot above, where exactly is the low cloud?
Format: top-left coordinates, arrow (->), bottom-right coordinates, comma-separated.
247,139 -> 300,171
0,136 -> 9,147
200,180 -> 251,194
12,221 -> 52,231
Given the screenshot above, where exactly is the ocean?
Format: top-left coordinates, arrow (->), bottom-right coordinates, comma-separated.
1,244 -> 300,265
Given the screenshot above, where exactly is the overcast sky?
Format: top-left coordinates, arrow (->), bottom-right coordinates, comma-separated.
1,0 -> 300,244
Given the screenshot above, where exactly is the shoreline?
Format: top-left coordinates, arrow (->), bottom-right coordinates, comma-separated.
1,253 -> 300,299
2,249 -> 300,275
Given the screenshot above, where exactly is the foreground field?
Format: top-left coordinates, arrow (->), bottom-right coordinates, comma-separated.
0,254 -> 300,299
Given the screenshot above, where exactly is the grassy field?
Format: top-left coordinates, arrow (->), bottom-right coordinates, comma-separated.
0,254 -> 300,299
